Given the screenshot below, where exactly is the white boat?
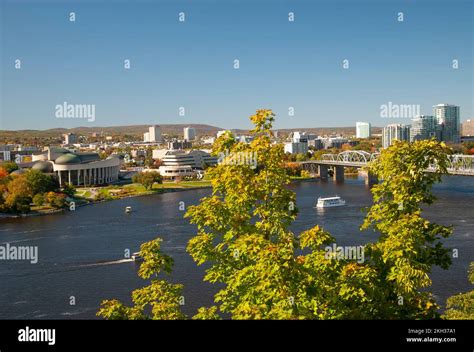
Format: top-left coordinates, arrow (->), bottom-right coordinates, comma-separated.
131,252 -> 143,262
316,196 -> 346,208
125,206 -> 132,214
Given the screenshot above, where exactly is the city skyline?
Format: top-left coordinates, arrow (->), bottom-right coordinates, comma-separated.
1,0 -> 472,130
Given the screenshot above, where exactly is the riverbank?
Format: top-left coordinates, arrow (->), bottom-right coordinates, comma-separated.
0,178 -> 320,219
0,180 -> 213,219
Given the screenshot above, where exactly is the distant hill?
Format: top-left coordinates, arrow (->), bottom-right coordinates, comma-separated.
0,124 -> 383,142
0,124 -> 224,139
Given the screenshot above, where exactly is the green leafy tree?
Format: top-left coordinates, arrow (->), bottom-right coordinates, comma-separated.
97,238 -> 186,320
132,171 -> 162,190
32,193 -> 45,206
360,139 -> 453,318
51,193 -> 67,209
185,110 -> 379,319
443,263 -> 474,320
98,111 -> 454,320
62,183 -> 76,197
25,169 -> 58,197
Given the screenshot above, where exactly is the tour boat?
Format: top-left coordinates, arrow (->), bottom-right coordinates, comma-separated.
125,206 -> 132,214
316,196 -> 346,208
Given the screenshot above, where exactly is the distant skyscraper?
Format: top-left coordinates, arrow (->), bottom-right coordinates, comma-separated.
433,104 -> 460,143
144,125 -> 162,143
382,124 -> 410,148
410,115 -> 438,142
184,127 -> 196,141
356,122 -> 371,138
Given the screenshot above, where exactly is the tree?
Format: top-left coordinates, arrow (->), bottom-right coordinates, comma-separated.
51,193 -> 67,209
185,110 -> 378,319
97,238 -> 186,320
443,262 -> 474,320
132,171 -> 162,190
360,139 -> 453,319
45,192 -> 67,209
62,183 -> 76,197
4,175 -> 31,213
25,169 -> 58,197
0,167 -> 8,180
0,161 -> 19,174
32,193 -> 45,206
98,110 -> 454,320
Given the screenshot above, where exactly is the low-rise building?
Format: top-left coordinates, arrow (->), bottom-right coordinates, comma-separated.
154,149 -> 218,179
31,147 -> 121,186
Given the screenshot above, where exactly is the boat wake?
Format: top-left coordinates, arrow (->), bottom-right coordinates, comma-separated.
76,259 -> 134,268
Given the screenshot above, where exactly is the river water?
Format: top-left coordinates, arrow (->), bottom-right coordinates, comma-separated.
0,177 -> 472,319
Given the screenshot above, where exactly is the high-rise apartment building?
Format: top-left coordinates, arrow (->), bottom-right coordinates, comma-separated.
433,104 -> 460,143
382,124 -> 410,148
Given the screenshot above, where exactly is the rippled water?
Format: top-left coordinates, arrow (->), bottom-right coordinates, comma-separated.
0,177 -> 472,319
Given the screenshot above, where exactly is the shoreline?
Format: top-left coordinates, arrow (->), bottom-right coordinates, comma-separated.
0,185 -> 213,219
0,178 -> 317,219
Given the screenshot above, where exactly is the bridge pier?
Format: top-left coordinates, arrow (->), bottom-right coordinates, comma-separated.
365,171 -> 378,186
333,166 -> 345,182
319,165 -> 328,180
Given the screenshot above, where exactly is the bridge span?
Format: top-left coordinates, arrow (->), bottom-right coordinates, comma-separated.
300,151 -> 474,184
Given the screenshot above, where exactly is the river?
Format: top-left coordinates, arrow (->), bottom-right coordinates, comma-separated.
0,177 -> 472,319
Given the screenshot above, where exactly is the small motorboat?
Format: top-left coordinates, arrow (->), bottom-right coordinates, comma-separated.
316,196 -> 346,208
125,206 -> 132,214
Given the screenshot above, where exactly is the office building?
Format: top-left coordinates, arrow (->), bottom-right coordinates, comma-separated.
356,122 -> 371,139
184,127 -> 196,141
284,142 -> 308,155
63,133 -> 78,145
168,140 -> 192,150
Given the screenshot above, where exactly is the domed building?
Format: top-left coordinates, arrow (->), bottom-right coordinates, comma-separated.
32,147 -> 121,187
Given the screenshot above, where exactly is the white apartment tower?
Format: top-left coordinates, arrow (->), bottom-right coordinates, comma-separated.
144,125 -> 162,143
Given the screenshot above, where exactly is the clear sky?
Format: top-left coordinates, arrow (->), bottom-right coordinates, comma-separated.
1,0 -> 472,130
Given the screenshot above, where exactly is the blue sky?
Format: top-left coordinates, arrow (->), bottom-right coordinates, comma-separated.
1,0 -> 472,130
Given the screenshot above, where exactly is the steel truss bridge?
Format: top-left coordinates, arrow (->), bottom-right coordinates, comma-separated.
300,151 -> 474,177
